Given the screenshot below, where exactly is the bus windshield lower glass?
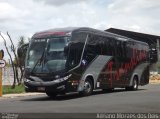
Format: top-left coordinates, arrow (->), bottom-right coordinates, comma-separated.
26,37 -> 70,73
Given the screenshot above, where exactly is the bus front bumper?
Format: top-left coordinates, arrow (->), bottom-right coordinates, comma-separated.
24,80 -> 66,93
24,74 -> 77,93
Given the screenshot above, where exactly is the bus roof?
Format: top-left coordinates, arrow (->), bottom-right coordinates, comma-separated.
106,28 -> 160,46
32,27 -> 147,45
72,27 -> 148,44
32,27 -> 79,38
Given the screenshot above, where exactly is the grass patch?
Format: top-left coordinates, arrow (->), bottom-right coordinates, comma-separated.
3,84 -> 25,95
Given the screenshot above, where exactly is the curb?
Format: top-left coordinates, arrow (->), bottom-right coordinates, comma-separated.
0,93 -> 43,99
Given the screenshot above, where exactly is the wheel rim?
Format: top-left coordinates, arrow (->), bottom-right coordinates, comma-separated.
84,81 -> 91,93
133,79 -> 138,89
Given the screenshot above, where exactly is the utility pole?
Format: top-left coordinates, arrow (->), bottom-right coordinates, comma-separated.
0,50 -> 4,97
157,39 -> 160,73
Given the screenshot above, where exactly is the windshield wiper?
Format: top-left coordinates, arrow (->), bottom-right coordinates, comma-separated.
31,50 -> 45,74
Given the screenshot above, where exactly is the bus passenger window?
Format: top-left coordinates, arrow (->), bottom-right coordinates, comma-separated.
66,32 -> 87,69
122,42 -> 126,57
108,40 -> 115,56
68,43 -> 84,67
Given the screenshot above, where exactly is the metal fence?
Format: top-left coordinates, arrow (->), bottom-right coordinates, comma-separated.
2,67 -> 15,85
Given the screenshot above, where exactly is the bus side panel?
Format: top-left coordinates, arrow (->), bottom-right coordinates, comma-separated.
127,62 -> 149,86
98,57 -> 116,89
100,40 -> 150,88
78,55 -> 113,91
66,69 -> 82,92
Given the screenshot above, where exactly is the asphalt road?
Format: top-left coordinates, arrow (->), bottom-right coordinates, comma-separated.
0,84 -> 160,113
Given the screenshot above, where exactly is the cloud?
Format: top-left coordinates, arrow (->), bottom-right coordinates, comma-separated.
0,32 -> 12,60
0,32 -> 10,43
106,0 -> 160,35
35,0 -> 88,6
0,2 -> 18,22
0,0 -> 160,44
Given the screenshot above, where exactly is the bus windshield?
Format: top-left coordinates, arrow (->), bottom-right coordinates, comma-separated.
26,37 -> 70,73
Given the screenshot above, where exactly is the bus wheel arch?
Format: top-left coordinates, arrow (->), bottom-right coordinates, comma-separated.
79,76 -> 94,96
126,75 -> 139,91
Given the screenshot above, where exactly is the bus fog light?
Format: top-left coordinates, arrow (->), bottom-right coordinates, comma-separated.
72,82 -> 78,86
71,81 -> 79,86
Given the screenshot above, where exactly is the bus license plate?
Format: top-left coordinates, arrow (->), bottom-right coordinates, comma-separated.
37,87 -> 45,91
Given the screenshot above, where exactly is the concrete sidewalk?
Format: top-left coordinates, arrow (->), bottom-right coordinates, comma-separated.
0,93 -> 43,99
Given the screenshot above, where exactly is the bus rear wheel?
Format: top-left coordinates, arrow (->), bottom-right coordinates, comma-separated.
79,79 -> 93,96
46,91 -> 58,98
126,76 -> 138,91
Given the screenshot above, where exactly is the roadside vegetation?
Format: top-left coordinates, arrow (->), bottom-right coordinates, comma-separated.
0,32 -> 29,89
3,84 -> 25,94
150,74 -> 160,84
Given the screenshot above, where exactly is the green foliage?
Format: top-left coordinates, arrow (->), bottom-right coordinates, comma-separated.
18,36 -> 25,48
3,84 -> 25,94
17,36 -> 29,67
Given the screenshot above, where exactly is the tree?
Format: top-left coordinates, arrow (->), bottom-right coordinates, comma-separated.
17,43 -> 29,67
18,36 -> 25,48
0,32 -> 29,88
7,32 -> 20,85
0,32 -> 17,88
17,36 -> 28,82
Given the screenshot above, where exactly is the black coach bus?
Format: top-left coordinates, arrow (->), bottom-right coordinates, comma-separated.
23,27 -> 150,98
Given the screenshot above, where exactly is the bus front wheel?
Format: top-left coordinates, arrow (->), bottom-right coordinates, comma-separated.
46,91 -> 58,98
79,79 -> 93,96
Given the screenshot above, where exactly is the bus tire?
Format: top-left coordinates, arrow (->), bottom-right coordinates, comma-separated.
79,78 -> 93,96
46,91 -> 58,98
126,76 -> 138,91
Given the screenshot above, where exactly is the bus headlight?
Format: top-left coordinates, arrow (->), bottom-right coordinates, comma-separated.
24,78 -> 30,82
54,74 -> 72,83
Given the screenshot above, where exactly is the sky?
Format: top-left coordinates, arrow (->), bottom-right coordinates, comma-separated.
0,0 -> 160,59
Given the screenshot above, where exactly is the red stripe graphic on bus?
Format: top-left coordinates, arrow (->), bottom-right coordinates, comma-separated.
106,48 -> 147,81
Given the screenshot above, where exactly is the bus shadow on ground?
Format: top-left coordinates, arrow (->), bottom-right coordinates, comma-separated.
21,88 -> 146,101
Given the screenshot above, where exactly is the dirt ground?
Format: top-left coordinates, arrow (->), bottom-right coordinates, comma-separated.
149,74 -> 160,84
